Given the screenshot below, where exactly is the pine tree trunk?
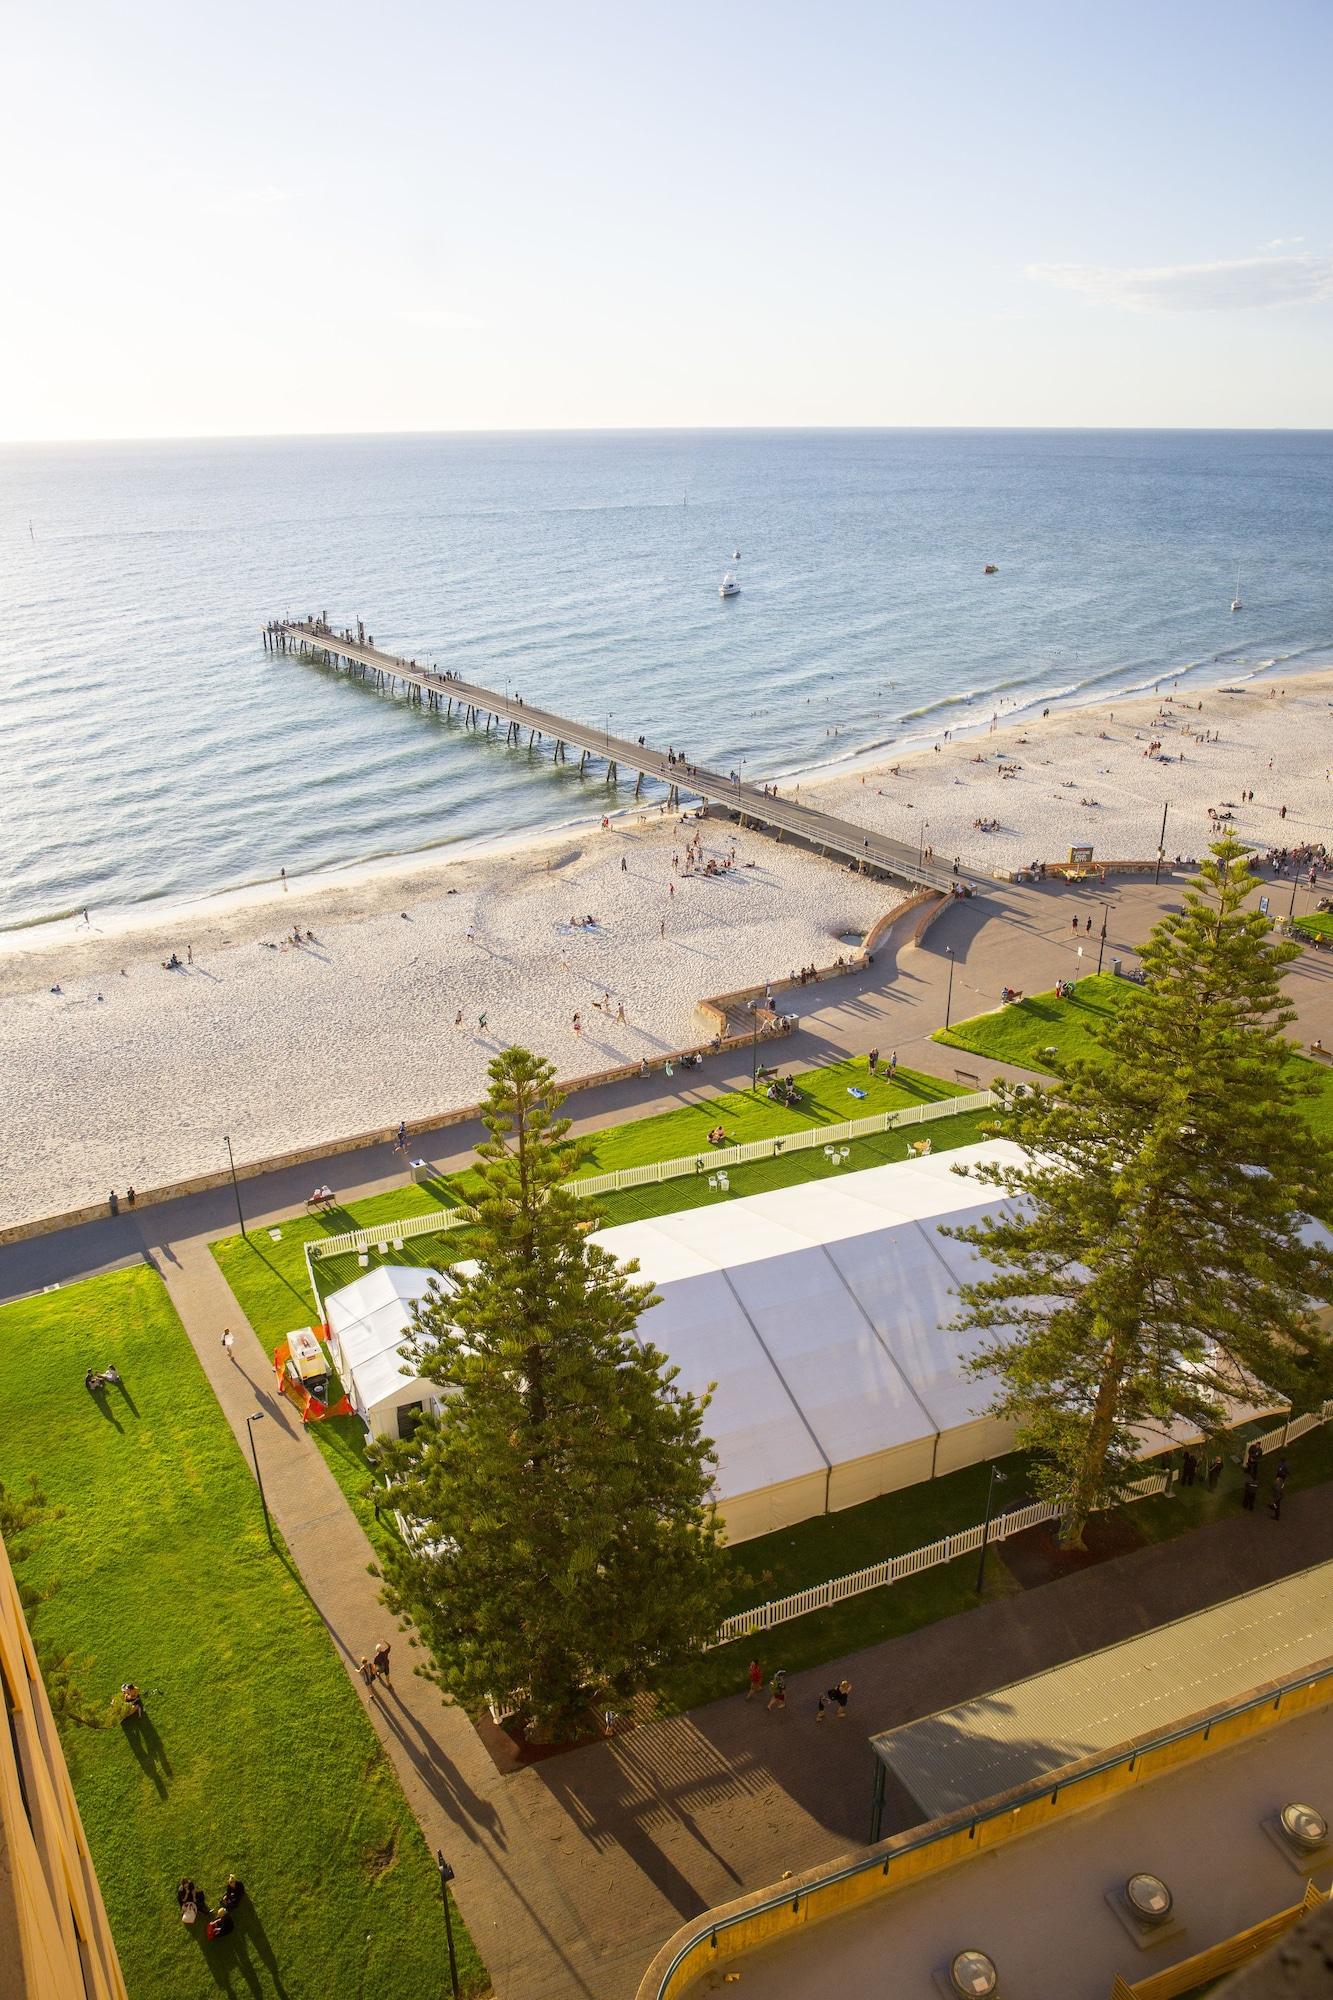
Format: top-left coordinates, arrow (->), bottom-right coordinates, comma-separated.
1059,1324 -> 1127,1549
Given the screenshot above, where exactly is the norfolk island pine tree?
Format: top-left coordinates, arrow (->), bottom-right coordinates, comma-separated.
368,1047 -> 729,1741
946,839 -> 1333,1549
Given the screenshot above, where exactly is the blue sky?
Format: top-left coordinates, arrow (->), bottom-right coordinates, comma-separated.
3,0 -> 1331,437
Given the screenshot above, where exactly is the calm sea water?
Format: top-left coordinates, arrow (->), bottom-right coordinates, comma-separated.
1,429 -> 1330,930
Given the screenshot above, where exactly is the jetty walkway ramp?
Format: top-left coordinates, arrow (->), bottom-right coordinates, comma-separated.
268,618 -> 962,894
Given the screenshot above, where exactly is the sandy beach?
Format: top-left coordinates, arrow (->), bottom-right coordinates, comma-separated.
812,669 -> 1333,876
2,668 -> 1330,1234
0,814 -> 899,1229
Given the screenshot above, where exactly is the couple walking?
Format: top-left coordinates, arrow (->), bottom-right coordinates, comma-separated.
358,1640 -> 393,1688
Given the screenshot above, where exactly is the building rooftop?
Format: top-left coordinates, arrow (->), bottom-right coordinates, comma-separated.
872,1558 -> 1333,1824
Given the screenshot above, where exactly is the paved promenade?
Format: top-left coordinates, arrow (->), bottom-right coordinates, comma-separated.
3,874 -> 1332,1999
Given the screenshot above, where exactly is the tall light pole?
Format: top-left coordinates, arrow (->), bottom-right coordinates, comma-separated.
245,1412 -> 271,1543
1288,870 -> 1301,921
1096,903 -> 1110,975
1153,801 -> 1170,887
436,1853 -> 461,2000
975,1463 -> 1007,1595
944,945 -> 956,1030
224,1135 -> 247,1240
748,998 -> 760,1089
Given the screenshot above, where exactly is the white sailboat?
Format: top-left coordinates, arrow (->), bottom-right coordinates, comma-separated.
1230,567 -> 1243,613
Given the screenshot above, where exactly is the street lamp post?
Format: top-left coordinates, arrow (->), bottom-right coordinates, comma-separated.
1288,870 -> 1301,921
919,820 -> 930,873
748,999 -> 760,1090
944,946 -> 956,1030
436,1853 -> 460,2000
1096,903 -> 1109,975
224,1135 -> 247,1240
975,1463 -> 1007,1595
1153,801 -> 1170,887
245,1413 -> 271,1543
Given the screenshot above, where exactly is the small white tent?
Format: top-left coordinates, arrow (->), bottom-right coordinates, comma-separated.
324,1266 -> 446,1439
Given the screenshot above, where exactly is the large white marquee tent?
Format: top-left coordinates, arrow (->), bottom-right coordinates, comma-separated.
589,1140 -> 1026,1543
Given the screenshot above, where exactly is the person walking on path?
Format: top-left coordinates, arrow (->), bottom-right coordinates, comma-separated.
1244,1439 -> 1262,1480
358,1656 -> 377,1687
1242,1469 -> 1259,1511
1180,1447 -> 1198,1487
767,1670 -> 787,1712
221,1328 -> 236,1363
817,1679 -> 852,1722
745,1659 -> 763,1701
1269,1469 -> 1288,1521
372,1640 -> 392,1685
1206,1455 -> 1223,1492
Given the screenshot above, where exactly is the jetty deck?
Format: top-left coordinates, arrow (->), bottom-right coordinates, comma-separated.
267,619 -> 961,892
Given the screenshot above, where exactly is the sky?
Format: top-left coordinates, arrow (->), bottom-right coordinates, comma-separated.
3,0 -> 1332,439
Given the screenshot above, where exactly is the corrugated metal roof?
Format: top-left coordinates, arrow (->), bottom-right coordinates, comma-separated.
871,1560 -> 1333,1823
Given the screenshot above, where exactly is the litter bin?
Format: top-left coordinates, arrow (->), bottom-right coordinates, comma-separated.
410,1157 -> 428,1185
1112,957 -> 1122,977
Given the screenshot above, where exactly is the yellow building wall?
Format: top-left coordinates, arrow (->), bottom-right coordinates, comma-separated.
0,1532 -> 128,2000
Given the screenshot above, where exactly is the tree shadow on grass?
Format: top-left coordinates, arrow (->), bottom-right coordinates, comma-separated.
122,1710 -> 172,1797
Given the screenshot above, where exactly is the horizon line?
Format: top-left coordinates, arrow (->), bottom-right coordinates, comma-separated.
4,421 -> 1333,449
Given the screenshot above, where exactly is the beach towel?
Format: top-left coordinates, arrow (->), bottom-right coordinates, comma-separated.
847,1087 -> 868,1099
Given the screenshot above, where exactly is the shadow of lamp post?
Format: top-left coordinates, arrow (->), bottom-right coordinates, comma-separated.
437,1852 -> 460,2000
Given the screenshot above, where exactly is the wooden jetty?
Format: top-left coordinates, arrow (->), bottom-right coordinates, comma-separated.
265,618 -> 963,892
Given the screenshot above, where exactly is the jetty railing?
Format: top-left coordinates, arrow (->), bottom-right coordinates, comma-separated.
270,617 -> 962,891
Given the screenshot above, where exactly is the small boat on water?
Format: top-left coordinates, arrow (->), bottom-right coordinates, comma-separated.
732,549 -> 741,559
983,563 -> 998,575
1231,567 -> 1243,613
719,570 -> 741,599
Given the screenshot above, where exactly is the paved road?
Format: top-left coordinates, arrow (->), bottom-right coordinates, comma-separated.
4,872 -> 1332,1999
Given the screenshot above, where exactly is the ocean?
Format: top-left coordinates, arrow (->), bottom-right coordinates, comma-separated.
2,428 -> 1330,932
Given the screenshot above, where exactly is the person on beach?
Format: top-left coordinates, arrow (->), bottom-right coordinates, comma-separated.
455,1009 -> 463,1027
478,1011 -> 488,1032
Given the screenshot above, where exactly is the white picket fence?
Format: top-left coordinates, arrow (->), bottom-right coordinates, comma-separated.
304,1088 -> 998,1275
712,1472 -> 1171,1646
309,1206 -> 474,1261
1252,1399 -> 1333,1456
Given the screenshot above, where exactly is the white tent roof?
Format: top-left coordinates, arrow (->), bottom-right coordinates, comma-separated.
591,1140 -> 1028,1508
325,1266 -> 443,1414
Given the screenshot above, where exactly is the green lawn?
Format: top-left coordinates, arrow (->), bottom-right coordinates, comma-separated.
0,1269 -> 486,2000
935,972 -> 1333,1141
1295,911 -> 1333,944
